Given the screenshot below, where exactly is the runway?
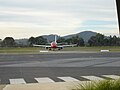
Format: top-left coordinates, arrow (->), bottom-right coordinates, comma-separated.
0,51 -> 120,84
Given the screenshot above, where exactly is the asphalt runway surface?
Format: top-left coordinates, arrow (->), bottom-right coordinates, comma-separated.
0,51 -> 120,84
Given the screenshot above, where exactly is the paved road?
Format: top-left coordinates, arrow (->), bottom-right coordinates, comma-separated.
0,52 -> 120,84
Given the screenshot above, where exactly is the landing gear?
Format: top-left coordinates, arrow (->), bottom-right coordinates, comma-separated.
58,47 -> 63,50
46,47 -> 48,50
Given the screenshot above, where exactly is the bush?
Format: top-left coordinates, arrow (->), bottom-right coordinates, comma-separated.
72,79 -> 120,90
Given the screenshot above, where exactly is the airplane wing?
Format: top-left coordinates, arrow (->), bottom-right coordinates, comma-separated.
33,44 -> 51,48
57,46 -> 63,48
62,44 -> 77,47
57,44 -> 77,48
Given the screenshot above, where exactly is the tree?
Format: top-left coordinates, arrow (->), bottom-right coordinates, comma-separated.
71,36 -> 79,44
108,35 -> 112,46
28,37 -> 36,46
35,36 -> 47,45
65,35 -> 84,46
95,33 -> 105,46
0,39 -> 2,46
2,37 -> 16,47
112,35 -> 117,46
79,38 -> 85,46
57,37 -> 66,43
108,35 -> 118,46
88,36 -> 97,46
28,36 -> 47,45
103,38 -> 109,46
88,33 -> 120,46
65,38 -> 73,44
116,37 -> 120,45
88,33 -> 105,46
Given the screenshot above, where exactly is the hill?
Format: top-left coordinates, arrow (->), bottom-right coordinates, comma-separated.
42,31 -> 97,43
63,31 -> 97,42
42,34 -> 60,43
15,31 -> 97,44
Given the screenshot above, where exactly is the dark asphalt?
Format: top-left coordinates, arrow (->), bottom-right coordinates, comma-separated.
0,52 -> 120,84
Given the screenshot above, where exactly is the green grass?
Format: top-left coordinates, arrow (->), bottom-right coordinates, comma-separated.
0,46 -> 120,53
72,79 -> 120,90
63,46 -> 120,52
0,47 -> 44,53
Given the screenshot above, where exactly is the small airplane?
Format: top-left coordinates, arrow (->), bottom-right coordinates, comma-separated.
33,35 -> 77,50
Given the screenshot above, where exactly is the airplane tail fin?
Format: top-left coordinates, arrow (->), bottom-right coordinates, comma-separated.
55,35 -> 57,43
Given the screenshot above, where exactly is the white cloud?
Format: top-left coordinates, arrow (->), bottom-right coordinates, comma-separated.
0,20 -> 82,39
0,0 -> 118,39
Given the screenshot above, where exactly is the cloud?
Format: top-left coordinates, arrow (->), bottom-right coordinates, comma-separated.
0,0 -> 118,39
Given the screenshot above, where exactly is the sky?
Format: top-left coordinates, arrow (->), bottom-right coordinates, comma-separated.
0,0 -> 119,39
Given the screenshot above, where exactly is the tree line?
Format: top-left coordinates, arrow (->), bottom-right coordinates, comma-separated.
88,33 -> 120,46
0,37 -> 16,47
56,34 -> 120,46
57,35 -> 85,46
0,33 -> 120,47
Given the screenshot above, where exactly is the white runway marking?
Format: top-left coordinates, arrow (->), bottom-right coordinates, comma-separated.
7,75 -> 120,84
35,77 -> 55,83
100,50 -> 109,52
81,76 -> 104,81
58,77 -> 80,82
40,50 -> 49,52
102,75 -> 120,79
9,78 -> 26,84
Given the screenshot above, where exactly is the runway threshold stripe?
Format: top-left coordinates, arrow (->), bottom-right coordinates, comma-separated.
102,75 -> 120,79
9,78 -> 26,84
57,77 -> 80,82
81,76 -> 104,81
35,77 -> 55,83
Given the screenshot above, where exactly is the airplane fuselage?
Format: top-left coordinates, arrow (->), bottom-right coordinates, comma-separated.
51,42 -> 57,48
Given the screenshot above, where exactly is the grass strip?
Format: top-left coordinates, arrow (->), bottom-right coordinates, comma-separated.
72,79 -> 120,90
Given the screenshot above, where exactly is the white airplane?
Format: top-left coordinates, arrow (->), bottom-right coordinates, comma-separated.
33,35 -> 77,50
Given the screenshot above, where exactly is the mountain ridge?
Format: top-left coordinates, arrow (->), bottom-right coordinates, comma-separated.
63,31 -> 97,42
15,31 -> 97,45
42,31 -> 97,42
